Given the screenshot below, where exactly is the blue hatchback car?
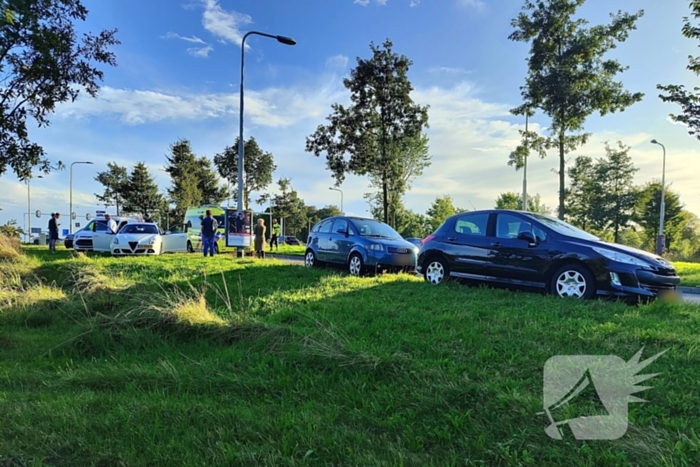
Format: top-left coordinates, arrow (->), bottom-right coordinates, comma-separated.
305,216 -> 419,275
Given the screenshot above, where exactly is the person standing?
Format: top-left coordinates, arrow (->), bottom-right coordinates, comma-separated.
254,218 -> 266,258
201,209 -> 219,257
48,213 -> 59,253
269,218 -> 280,252
104,213 -> 118,233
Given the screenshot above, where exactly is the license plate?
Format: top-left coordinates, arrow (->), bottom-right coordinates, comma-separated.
659,289 -> 681,302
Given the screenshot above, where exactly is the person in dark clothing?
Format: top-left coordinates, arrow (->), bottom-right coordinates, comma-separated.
253,218 -> 266,258
48,213 -> 60,253
269,218 -> 280,252
200,209 -> 219,257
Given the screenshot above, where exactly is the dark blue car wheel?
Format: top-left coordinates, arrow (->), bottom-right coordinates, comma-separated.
551,263 -> 595,299
305,250 -> 316,268
424,256 -> 449,284
348,253 -> 363,276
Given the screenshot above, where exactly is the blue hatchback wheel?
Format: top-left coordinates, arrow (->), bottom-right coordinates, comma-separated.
305,250 -> 316,268
348,254 -> 363,276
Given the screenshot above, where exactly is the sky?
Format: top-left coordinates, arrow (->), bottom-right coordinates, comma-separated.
2,0 -> 700,235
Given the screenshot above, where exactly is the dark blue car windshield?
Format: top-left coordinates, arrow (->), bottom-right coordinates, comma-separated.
350,219 -> 402,240
526,213 -> 599,241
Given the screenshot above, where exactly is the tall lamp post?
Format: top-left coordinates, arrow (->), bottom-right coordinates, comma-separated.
26,175 -> 43,242
237,31 -> 295,257
651,139 -> 666,255
329,187 -> 343,214
521,107 -> 533,211
70,161 -> 94,233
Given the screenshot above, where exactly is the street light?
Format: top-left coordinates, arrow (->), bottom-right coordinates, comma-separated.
237,31 -> 295,257
70,161 -> 93,233
26,175 -> 43,242
651,139 -> 667,255
329,187 -> 343,214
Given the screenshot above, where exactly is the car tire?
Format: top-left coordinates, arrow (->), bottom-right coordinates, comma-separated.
187,241 -> 194,253
348,253 -> 363,276
305,249 -> 317,268
214,243 -> 220,254
551,263 -> 596,299
424,256 -> 449,285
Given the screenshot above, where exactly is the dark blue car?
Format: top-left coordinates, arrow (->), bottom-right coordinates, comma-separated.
305,216 -> 418,275
417,209 -> 680,302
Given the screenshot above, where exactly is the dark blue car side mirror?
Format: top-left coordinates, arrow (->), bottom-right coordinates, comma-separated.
336,229 -> 347,236
517,230 -> 537,245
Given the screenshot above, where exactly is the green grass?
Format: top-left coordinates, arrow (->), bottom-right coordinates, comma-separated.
1,246 -> 700,465
675,261 -> 700,288
271,243 -> 306,256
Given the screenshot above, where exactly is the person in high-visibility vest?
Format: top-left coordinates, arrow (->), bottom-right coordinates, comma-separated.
270,218 -> 281,251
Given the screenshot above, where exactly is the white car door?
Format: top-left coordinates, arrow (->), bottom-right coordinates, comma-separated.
91,222 -> 116,252
161,231 -> 188,253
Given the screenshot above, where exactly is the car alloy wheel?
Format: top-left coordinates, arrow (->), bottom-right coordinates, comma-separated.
552,264 -> 595,299
425,259 -> 448,284
305,250 -> 316,268
348,254 -> 363,276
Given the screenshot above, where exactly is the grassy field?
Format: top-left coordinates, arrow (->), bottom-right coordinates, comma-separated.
1,242 -> 700,465
675,262 -> 700,287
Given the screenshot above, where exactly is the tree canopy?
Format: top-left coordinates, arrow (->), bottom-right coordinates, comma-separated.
94,163 -> 127,216
509,0 -> 644,219
214,137 -> 276,210
658,1 -> 700,140
0,0 -> 119,180
306,38 -> 429,225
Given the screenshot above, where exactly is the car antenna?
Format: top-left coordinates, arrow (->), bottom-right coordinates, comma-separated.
468,200 -> 476,211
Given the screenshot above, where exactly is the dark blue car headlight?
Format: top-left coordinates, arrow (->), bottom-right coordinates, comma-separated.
367,243 -> 383,251
592,247 -> 650,267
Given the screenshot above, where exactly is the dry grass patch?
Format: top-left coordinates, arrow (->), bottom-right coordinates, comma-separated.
0,235 -> 21,261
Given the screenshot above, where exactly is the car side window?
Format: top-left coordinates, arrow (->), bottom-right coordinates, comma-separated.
319,221 -> 333,234
496,214 -> 525,239
334,219 -> 348,233
94,222 -> 108,232
533,226 -> 547,242
454,213 -> 489,236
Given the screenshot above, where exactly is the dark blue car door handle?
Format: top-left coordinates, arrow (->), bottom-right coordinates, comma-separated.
490,242 -> 501,247
447,236 -> 456,242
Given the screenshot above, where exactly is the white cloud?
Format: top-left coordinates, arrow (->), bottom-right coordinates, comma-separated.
187,45 -> 213,57
354,0 -> 370,5
457,0 -> 485,9
326,55 -> 349,70
201,0 -> 252,48
428,66 -> 472,74
410,0 -> 420,6
161,32 -> 207,44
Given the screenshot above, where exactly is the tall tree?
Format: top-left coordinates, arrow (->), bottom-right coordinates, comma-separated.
657,1 -> 700,140
509,0 -> 644,219
635,182 -> 686,251
306,38 -> 430,225
365,133 -> 431,228
596,141 -> 639,243
426,195 -> 458,232
566,156 -> 604,232
165,139 -> 226,222
495,192 -> 552,214
121,162 -> 163,218
272,178 -> 307,236
213,137 -> 276,210
0,0 -> 119,180
94,163 -> 127,215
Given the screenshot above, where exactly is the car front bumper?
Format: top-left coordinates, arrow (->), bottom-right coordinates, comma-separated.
365,251 -> 418,270
112,248 -> 158,255
597,266 -> 680,302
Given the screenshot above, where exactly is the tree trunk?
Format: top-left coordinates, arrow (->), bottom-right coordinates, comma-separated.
558,136 -> 566,220
382,173 -> 389,225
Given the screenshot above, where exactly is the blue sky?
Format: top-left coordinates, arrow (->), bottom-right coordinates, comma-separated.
3,0 -> 700,234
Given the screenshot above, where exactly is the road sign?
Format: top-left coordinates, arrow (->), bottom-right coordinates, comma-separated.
86,213 -> 92,220
31,227 -> 41,233
62,229 -> 69,236
35,209 -> 41,218
71,212 -> 76,220
96,210 -> 105,216
75,222 -> 80,228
